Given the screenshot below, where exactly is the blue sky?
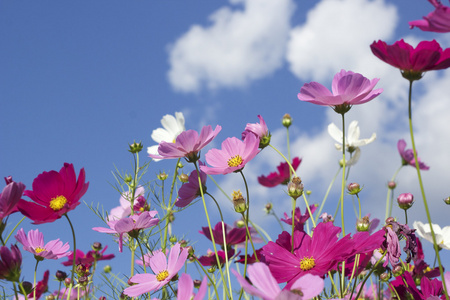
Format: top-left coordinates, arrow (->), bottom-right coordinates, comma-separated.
2,0 -> 450,297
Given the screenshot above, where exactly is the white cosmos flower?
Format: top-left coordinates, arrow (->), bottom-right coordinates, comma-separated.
413,221 -> 450,250
328,120 -> 376,153
147,112 -> 185,162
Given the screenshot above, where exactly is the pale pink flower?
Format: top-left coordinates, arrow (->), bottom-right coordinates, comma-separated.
177,273 -> 207,300
409,0 -> 450,33
108,186 -> 145,220
15,228 -> 70,260
242,115 -> 271,148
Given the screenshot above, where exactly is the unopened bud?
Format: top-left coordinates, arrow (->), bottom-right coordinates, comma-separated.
20,282 -> 33,295
235,220 -> 245,228
347,182 -> 362,195
193,279 -> 202,288
92,242 -> 102,251
392,264 -> 404,277
380,272 -> 391,282
169,236 -> 177,243
385,217 -> 395,224
282,113 -> 292,128
78,276 -> 89,287
157,172 -> 168,181
388,181 -> 396,189
232,190 -> 247,213
64,278 -> 72,287
179,240 -> 188,247
305,190 -> 312,196
207,266 -> 216,273
177,162 -> 184,169
264,203 -> 273,214
179,173 -> 189,183
103,265 -> 112,273
397,193 -> 414,210
288,177 -> 304,199
128,141 -> 143,153
444,197 -> 450,205
124,174 -> 133,183
356,216 -> 370,232
46,296 -> 56,300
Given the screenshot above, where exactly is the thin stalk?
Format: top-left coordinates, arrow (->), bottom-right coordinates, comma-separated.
3,216 -> 26,245
33,260 -> 39,300
407,79 -> 449,299
315,167 -> 341,224
339,113 -> 346,236
194,257 -> 220,300
162,159 -> 181,252
353,251 -> 387,300
385,166 -> 402,220
268,144 -> 297,176
64,214 -> 77,284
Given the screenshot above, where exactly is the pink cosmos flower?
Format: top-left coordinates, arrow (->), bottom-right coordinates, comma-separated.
17,163 -> 89,224
175,166 -> 207,208
62,246 -> 115,268
297,69 -> 383,114
108,186 -> 146,220
177,274 -> 207,300
371,39 -> 450,80
200,134 -> 260,175
232,262 -> 324,300
15,228 -> 70,260
409,0 -> 450,33
258,157 -> 302,187
0,245 -> 22,282
280,205 -> 317,232
398,139 -> 429,170
262,222 -> 357,289
123,243 -> 188,297
242,115 -> 271,148
200,222 -> 250,246
148,125 -> 222,162
0,178 -> 25,219
92,211 -> 159,252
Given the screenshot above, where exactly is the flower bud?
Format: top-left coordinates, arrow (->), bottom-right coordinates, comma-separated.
282,113 -> 292,128
55,270 -> 68,281
92,242 -> 102,251
99,297 -> 106,300
385,217 -> 395,225
356,216 -> 370,232
78,276 -> 89,287
380,272 -> 391,282
388,181 -> 396,189
235,220 -> 245,228
397,193 -> 414,210
169,236 -> 177,243
20,281 -> 33,295
179,173 -> 189,183
124,174 -> 133,183
347,182 -> 362,195
46,296 -> 56,300
103,265 -> 112,273
157,172 -> 168,181
185,246 -> 194,256
128,141 -> 143,153
392,264 -> 404,277
287,177 -> 304,199
168,212 -> 175,223
320,213 -> 334,223
305,190 -> 312,196
444,197 -> 450,205
177,162 -> 184,169
64,278 -> 72,287
207,266 -> 216,273
179,240 -> 188,247
193,279 -> 202,288
264,203 -> 273,214
232,190 -> 247,213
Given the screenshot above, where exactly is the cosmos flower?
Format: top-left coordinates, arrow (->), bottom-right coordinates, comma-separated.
328,120 -> 376,153
15,228 -> 70,260
242,115 -> 271,148
200,134 -> 260,175
258,157 -> 302,187
232,262 -> 324,300
409,0 -> 450,33
0,178 -> 25,219
413,221 -> 450,250
123,243 -> 188,297
62,246 -> 115,269
0,245 -> 22,282
18,270 -> 49,300
371,39 -> 450,80
297,69 -> 383,114
197,248 -> 235,267
175,165 -> 207,208
149,125 -> 222,162
147,112 -> 185,162
199,222 -> 249,246
108,186 -> 146,220
17,163 -> 89,224
92,211 -> 159,252
177,273 -> 207,300
280,205 -> 317,232
398,139 -> 430,170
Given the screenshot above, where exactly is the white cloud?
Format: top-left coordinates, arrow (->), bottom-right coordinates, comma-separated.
286,0 -> 398,82
167,0 -> 295,93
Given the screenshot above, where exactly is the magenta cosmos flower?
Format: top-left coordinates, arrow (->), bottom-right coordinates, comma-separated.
198,248 -> 235,267
62,246 -> 115,268
232,262 -> 324,300
371,39 -> 450,80
200,221 -> 249,246
123,243 -> 188,297
18,163 -> 89,224
297,69 -> 383,114
177,274 -> 207,300
409,0 -> 450,33
15,228 -> 70,260
0,245 -> 22,282
398,139 -> 429,170
0,178 -> 25,219
258,157 -> 302,187
148,125 -> 222,162
92,211 -> 159,252
200,134 -> 260,175
175,166 -> 207,208
242,115 -> 271,148
281,205 -> 317,232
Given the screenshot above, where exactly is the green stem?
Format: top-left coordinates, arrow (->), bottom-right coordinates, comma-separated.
315,167 -> 341,224
3,216 -> 26,245
268,144 -> 297,176
340,113 -> 346,236
162,159 -> 181,252
353,251 -> 387,300
407,79 -> 449,300
33,260 -> 39,300
194,257 -> 220,300
385,166 -> 402,220
64,214 -> 77,285
404,209 -> 408,225
291,197 -> 296,253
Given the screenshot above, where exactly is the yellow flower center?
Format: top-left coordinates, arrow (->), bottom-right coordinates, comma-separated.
156,270 -> 169,282
299,256 -> 315,271
227,155 -> 243,167
35,247 -> 46,254
49,195 -> 68,211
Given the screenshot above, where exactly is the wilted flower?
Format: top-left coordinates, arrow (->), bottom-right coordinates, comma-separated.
18,163 -> 89,224
409,0 -> 450,33
398,139 -> 429,170
297,69 -> 383,114
147,112 -> 185,162
328,120 -> 376,153
413,221 -> 450,250
258,157 -> 302,187
123,243 -> 188,297
200,134 -> 260,175
15,228 -> 70,261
